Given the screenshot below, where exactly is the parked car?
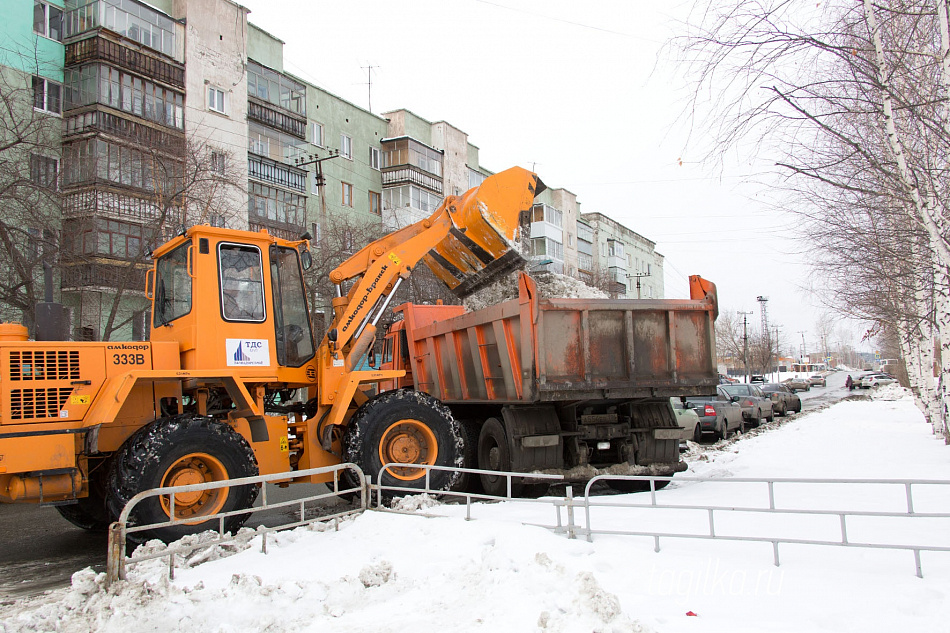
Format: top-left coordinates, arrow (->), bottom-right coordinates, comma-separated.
783,377 -> 811,392
719,383 -> 774,428
671,397 -> 702,446
719,373 -> 738,384
750,375 -> 766,384
759,383 -> 802,415
685,387 -> 745,440
808,374 -> 827,387
862,373 -> 897,388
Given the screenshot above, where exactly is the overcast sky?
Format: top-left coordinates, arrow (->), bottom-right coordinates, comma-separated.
237,0 -> 870,356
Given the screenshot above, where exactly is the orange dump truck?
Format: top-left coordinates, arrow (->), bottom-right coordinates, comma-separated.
378,272 -> 719,495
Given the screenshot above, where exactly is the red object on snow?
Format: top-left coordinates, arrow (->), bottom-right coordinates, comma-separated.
686,611 -> 698,617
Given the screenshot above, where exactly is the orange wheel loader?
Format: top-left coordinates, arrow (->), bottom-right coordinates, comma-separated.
0,166 -> 544,542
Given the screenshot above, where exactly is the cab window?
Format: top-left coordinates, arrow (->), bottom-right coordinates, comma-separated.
219,243 -> 265,322
153,242 -> 192,327
270,245 -> 315,366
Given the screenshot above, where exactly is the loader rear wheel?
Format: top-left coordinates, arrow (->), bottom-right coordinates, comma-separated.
106,415 -> 259,543
342,390 -> 462,498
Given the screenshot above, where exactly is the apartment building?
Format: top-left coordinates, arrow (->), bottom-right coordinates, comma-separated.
581,212 -> 664,299
0,0 -> 666,340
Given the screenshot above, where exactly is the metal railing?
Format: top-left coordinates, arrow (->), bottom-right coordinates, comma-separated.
580,474 -> 950,578
106,463 -> 366,585
374,462 -> 572,533
106,465 -> 950,585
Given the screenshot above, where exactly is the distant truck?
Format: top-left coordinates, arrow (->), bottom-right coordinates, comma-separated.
379,272 -> 719,494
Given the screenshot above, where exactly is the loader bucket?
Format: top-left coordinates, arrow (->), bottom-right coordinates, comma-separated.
424,166 -> 545,297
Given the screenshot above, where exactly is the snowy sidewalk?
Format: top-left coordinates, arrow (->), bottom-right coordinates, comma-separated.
2,387 -> 948,633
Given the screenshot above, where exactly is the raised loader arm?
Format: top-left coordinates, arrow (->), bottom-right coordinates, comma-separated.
306,167 -> 543,447
323,166 -> 543,370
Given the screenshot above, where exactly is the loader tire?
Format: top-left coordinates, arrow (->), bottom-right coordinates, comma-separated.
56,460 -> 111,532
106,415 -> 259,543
342,390 -> 463,499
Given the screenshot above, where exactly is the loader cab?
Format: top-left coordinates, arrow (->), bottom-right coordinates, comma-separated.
149,226 -> 316,373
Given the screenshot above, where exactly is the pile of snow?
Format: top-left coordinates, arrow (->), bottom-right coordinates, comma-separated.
464,270 -> 607,311
870,382 -> 908,401
4,392 -> 949,632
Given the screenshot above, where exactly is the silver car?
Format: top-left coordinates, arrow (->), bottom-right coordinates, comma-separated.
719,383 -> 774,428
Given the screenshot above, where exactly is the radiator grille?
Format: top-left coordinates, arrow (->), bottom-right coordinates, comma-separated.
10,387 -> 74,420
9,350 -> 81,381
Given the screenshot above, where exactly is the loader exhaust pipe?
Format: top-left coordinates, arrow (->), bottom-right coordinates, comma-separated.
35,261 -> 68,341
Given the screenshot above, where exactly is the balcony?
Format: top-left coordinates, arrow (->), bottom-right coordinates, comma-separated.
248,154 -> 307,192
248,215 -> 305,241
61,260 -> 149,291
381,166 -> 442,194
62,0 -> 184,62
65,33 -> 184,89
64,110 -> 185,153
247,98 -> 306,140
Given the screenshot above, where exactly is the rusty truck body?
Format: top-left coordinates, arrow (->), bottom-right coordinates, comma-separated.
380,272 -> 719,495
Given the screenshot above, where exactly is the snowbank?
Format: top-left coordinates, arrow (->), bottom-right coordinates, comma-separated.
3,392 -> 949,633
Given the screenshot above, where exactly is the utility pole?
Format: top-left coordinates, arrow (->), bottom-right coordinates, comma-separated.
774,325 -> 781,381
627,271 -> 651,299
739,310 -> 753,383
798,330 -> 807,368
293,149 -> 342,238
757,295 -> 769,376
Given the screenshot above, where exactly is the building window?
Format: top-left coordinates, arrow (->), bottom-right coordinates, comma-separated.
32,76 -> 61,114
34,2 -> 63,41
342,182 -> 353,207
64,65 -> 185,130
248,182 -> 306,227
211,151 -> 226,175
369,190 -> 380,215
247,60 -> 306,116
30,154 -> 58,189
369,147 -> 381,170
310,122 -> 323,147
608,239 -> 624,258
208,86 -> 226,114
340,134 -> 352,160
531,203 -> 562,228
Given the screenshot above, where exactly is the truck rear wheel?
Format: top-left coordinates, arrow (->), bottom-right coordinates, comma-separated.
343,390 -> 462,497
476,418 -> 549,498
106,415 -> 259,543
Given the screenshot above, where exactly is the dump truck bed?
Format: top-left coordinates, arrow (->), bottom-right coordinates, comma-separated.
395,274 -> 718,404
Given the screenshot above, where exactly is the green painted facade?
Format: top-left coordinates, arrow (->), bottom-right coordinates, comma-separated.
0,0 -> 65,82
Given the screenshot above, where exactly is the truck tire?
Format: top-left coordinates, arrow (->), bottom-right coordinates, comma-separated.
451,419 -> 483,494
342,390 -> 462,498
56,461 -> 111,532
476,418 -> 548,498
106,415 -> 259,543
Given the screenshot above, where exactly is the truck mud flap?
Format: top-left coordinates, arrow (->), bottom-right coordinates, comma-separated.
501,405 -> 563,472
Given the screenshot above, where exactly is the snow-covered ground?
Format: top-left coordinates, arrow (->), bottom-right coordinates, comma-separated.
3,386 -> 949,633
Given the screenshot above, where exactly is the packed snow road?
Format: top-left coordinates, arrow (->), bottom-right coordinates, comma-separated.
0,373 -> 854,602
1,382 -> 947,633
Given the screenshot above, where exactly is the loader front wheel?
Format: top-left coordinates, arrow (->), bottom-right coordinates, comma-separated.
343,390 -> 462,498
107,415 -> 259,543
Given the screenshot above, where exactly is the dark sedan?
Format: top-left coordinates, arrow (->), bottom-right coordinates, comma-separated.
758,383 -> 802,415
